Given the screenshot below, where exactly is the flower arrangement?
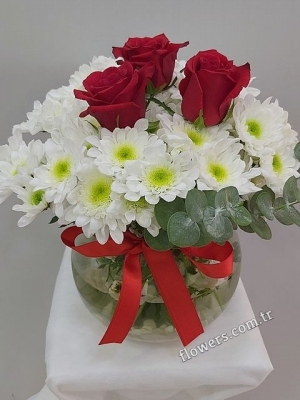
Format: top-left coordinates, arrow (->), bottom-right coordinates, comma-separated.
1,33 -> 299,248
1,34 -> 300,345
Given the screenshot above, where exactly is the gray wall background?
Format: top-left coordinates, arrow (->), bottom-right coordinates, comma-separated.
0,1 -> 299,399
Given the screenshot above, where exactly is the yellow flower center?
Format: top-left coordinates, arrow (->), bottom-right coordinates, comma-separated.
147,166 -> 175,188
272,153 -> 283,174
208,163 -> 228,183
113,143 -> 138,165
246,119 -> 262,139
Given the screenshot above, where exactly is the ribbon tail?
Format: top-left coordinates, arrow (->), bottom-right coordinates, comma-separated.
143,246 -> 204,347
182,242 -> 233,278
99,253 -> 142,345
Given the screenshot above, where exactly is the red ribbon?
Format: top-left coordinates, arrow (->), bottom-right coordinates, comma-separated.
61,226 -> 233,346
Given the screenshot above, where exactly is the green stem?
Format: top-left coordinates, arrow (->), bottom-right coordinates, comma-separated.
147,96 -> 175,116
213,287 -> 223,310
273,200 -> 298,211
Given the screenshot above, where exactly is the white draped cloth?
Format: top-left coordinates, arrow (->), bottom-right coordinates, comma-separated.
28,248 -> 273,400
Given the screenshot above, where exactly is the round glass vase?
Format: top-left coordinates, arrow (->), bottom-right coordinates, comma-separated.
71,232 -> 241,342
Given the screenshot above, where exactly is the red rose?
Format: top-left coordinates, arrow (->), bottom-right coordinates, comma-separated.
112,33 -> 188,89
74,62 -> 153,131
179,50 -> 250,126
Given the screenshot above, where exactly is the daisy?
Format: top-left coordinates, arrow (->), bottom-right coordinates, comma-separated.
11,179 -> 48,227
0,131 -> 44,202
114,151 -> 198,204
233,94 -> 286,157
260,144 -> 300,195
30,139 -> 83,204
65,161 -> 126,244
108,195 -> 159,236
87,119 -> 166,178
196,140 -> 261,195
157,113 -> 232,153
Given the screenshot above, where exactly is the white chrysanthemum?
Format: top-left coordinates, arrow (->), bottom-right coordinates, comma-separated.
157,113 -> 232,153
108,195 -> 159,236
69,56 -> 118,90
65,161 -> 126,244
196,140 -> 261,195
113,151 -> 198,204
50,100 -> 98,146
0,131 -> 45,203
233,94 -> 287,157
11,179 -> 48,227
31,139 -> 83,204
87,119 -> 165,177
260,145 -> 300,195
238,77 -> 261,99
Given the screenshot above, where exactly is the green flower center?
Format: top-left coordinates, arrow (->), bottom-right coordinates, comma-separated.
51,158 -> 72,181
85,177 -> 112,206
272,153 -> 283,174
126,197 -> 148,210
147,166 -> 175,188
208,163 -> 228,182
246,119 -> 262,139
30,190 -> 45,206
113,143 -> 138,165
184,125 -> 206,147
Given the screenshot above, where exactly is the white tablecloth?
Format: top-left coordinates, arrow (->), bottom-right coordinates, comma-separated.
28,248 -> 273,400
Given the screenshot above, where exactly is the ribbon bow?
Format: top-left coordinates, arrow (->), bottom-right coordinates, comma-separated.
61,226 -> 233,346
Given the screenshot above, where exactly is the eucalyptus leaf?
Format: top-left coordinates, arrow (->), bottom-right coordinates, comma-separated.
283,176 -> 300,203
185,189 -> 207,222
167,211 -> 200,247
257,192 -> 274,220
250,217 -> 272,240
239,224 -> 255,233
204,190 -> 217,207
154,198 -> 185,230
215,186 -> 240,209
294,142 -> 300,161
203,207 -> 233,241
230,206 -> 253,226
287,205 -> 300,227
273,197 -> 294,225
144,229 -> 173,251
193,222 -> 212,247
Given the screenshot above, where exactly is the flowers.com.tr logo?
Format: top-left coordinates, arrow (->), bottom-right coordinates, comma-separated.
179,310 -> 273,362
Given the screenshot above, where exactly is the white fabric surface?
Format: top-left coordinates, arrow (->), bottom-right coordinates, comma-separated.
29,248 -> 273,400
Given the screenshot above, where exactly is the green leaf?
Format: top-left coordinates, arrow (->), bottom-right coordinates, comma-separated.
193,222 -> 212,247
288,205 -> 300,227
49,216 -> 59,224
204,190 -> 217,207
203,206 -> 233,241
146,81 -> 157,95
167,212 -> 200,247
154,198 -> 185,230
215,186 -> 240,209
283,176 -> 300,203
294,142 -> 300,161
273,197 -> 294,225
239,224 -> 255,233
185,189 -> 207,223
230,206 -> 253,226
257,192 -> 274,220
144,229 -> 173,251
250,217 -> 272,240
193,111 -> 205,130
147,120 -> 160,133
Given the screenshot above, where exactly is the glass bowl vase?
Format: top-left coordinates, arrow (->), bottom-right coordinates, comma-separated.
71,232 -> 241,342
